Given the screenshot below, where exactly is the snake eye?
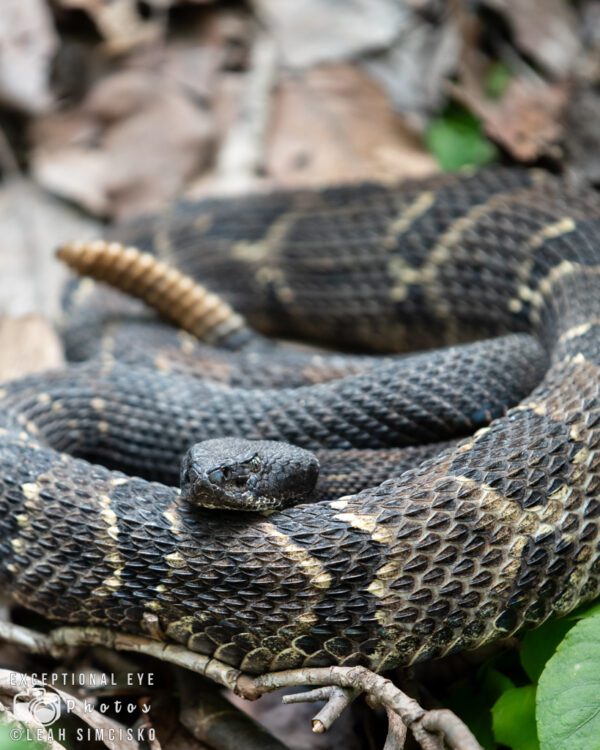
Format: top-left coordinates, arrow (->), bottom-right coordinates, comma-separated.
208,468 -> 225,484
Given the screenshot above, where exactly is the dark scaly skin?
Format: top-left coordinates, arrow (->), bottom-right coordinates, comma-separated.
2,168 -> 600,675
86,167 -> 600,351
0,333 -> 539,484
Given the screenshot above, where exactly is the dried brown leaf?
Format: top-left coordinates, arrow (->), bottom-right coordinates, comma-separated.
484,0 -> 579,77
450,77 -> 567,161
57,0 -> 163,52
363,13 -> 460,126
31,67 -> 216,219
0,315 -> 63,383
103,89 -> 215,219
265,64 -> 437,187
86,69 -> 160,122
164,10 -> 251,102
0,179 -> 99,317
0,0 -> 58,113
34,147 -> 111,215
256,0 -> 411,69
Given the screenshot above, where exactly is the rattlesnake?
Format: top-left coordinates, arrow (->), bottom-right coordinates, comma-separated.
1,167 -> 599,675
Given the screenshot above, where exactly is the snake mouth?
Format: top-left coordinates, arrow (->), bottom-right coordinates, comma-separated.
182,476 -> 276,512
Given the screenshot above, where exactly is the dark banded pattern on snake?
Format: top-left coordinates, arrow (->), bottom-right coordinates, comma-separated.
1,168 -> 600,674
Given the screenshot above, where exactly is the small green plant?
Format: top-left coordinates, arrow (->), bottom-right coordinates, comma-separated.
537,607 -> 600,750
0,721 -> 51,750
445,599 -> 600,750
425,103 -> 497,172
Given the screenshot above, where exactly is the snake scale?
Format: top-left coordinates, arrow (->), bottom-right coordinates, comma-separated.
2,167 -> 600,675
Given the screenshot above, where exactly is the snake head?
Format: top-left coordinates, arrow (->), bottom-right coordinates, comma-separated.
180,437 -> 320,511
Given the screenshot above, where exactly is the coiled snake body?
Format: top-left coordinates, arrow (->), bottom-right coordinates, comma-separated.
2,168 -> 600,674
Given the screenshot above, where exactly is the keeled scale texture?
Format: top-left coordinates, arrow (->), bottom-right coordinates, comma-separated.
2,168 -> 600,674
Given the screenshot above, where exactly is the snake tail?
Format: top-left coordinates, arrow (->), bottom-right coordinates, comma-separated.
57,241 -> 255,349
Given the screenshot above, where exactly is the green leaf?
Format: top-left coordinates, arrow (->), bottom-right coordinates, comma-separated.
520,618 -> 574,682
0,723 -> 51,749
569,598 -> 600,620
447,667 -> 515,749
492,685 -> 539,750
481,666 -> 515,699
447,683 -> 495,749
425,104 -> 497,172
537,611 -> 600,750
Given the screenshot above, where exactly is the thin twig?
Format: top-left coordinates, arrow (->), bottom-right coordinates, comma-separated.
236,666 -> 481,750
384,708 -> 408,750
0,622 -> 481,749
283,685 -> 359,733
0,621 -> 57,655
0,624 -> 242,691
422,710 -> 481,749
